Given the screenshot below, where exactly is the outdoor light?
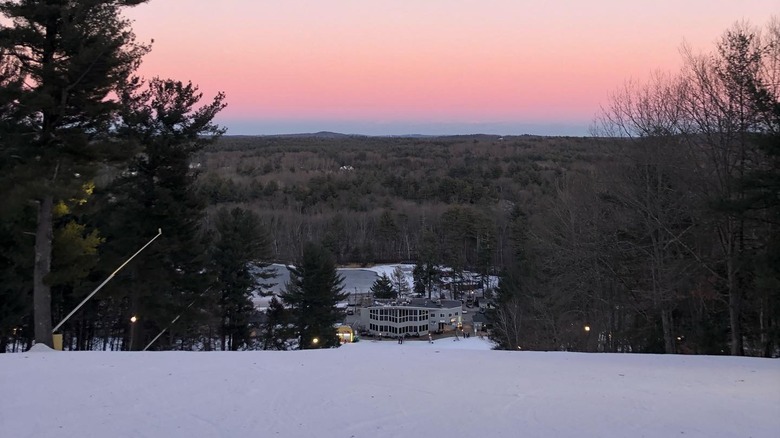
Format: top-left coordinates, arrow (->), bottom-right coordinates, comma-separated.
130,316 -> 137,323
312,337 -> 319,345
584,325 -> 591,332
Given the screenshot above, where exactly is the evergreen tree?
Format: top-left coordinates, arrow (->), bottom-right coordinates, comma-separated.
0,206 -> 33,352
261,296 -> 294,351
49,206 -> 105,350
212,206 -> 273,351
488,206 -> 530,350
0,0 -> 150,347
96,78 -> 225,350
413,228 -> 440,299
370,274 -> 395,299
281,243 -> 346,349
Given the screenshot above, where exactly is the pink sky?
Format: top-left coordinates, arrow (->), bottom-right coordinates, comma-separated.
125,0 -> 776,135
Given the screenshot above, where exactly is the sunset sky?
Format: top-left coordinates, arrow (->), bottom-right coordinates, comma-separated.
125,1 -> 776,136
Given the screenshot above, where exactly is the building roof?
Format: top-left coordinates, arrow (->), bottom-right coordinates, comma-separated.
409,298 -> 461,309
472,313 -> 489,324
366,298 -> 461,310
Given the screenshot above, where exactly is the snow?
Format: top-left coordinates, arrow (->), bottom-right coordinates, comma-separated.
3,339 -> 777,438
364,263 -> 415,291
26,343 -> 56,353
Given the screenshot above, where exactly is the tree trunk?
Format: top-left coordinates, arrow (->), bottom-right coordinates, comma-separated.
33,195 -> 54,347
661,309 -> 675,354
128,291 -> 140,351
727,255 -> 743,355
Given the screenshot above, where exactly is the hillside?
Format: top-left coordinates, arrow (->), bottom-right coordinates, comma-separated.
2,341 -> 778,437
196,134 -> 611,264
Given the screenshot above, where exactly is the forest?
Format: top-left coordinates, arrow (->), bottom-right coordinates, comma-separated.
1,2 -> 777,356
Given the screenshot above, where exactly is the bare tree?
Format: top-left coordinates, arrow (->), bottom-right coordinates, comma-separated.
595,73 -> 699,353
680,21 -> 778,355
492,295 -> 523,350
390,266 -> 410,296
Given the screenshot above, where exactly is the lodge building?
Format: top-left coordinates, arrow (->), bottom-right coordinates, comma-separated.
359,298 -> 463,338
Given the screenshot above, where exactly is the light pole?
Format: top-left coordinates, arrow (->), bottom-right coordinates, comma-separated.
129,316 -> 138,351
583,325 -> 591,352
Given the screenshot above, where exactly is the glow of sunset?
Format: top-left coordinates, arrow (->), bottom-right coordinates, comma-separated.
125,0 -> 776,135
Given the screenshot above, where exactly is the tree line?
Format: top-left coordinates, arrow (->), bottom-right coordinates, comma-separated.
1,3 -> 777,356
490,20 -> 779,356
0,0 -> 346,353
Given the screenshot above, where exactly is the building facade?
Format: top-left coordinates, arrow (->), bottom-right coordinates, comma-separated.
359,298 -> 463,338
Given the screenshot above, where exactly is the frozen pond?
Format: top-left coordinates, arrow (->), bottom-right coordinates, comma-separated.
251,264 -> 380,306
250,263 -> 493,308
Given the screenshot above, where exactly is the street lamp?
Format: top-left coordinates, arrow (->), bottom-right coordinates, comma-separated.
311,337 -> 319,346
129,315 -> 138,351
583,325 -> 591,352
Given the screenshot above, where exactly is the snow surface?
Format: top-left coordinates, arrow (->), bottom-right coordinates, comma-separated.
1,338 -> 778,438
26,343 -> 55,353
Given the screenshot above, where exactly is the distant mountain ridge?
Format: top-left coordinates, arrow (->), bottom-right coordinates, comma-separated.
225,132 -> 532,139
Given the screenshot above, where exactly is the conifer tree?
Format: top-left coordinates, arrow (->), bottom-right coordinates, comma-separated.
0,0 -> 150,346
413,229 -> 440,299
0,208 -> 32,352
212,206 -> 273,351
370,274 -> 395,299
281,243 -> 346,349
261,296 -> 294,351
96,78 -> 225,350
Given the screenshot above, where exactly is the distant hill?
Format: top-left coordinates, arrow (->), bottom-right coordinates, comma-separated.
198,134 -> 613,265
273,131 -> 359,139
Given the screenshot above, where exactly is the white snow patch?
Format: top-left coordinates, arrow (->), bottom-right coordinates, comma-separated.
1,341 -> 778,437
363,263 -> 415,292
26,343 -> 56,353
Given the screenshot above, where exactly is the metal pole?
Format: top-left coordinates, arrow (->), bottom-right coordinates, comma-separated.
52,228 -> 163,333
143,287 -> 210,351
129,317 -> 137,351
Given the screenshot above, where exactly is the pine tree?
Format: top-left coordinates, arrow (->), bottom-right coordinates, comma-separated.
281,243 -> 347,349
95,78 -> 225,350
261,296 -> 294,351
0,0 -> 150,346
488,206 -> 529,350
370,274 -> 395,299
0,207 -> 33,352
412,262 -> 440,299
212,206 -> 273,351
413,229 -> 440,299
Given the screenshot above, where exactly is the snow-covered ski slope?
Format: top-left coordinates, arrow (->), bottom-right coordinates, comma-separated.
1,338 -> 778,438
